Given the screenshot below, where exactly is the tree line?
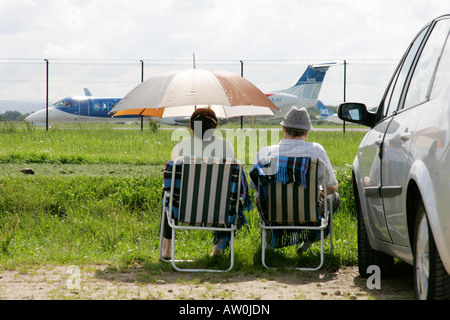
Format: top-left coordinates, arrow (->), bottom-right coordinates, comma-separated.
0,111 -> 29,122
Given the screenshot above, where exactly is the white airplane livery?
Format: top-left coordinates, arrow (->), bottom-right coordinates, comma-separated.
25,64 -> 332,126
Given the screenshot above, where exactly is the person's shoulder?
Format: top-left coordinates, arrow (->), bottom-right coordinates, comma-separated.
176,136 -> 194,146
309,141 -> 326,151
258,144 -> 277,153
171,136 -> 193,157
214,135 -> 233,147
255,145 -> 279,160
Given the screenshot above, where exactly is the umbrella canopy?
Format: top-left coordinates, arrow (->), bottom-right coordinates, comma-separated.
109,69 -> 278,118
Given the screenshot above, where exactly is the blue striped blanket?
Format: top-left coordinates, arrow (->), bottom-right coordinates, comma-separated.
250,156 -> 310,188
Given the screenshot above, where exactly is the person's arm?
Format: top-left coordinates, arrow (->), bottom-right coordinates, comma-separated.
171,143 -> 179,160
320,147 -> 338,196
327,184 -> 338,196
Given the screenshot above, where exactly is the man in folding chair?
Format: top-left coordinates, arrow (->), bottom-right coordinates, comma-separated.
250,107 -> 340,263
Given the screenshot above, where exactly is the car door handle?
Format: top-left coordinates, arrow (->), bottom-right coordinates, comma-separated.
375,138 -> 383,146
400,132 -> 411,141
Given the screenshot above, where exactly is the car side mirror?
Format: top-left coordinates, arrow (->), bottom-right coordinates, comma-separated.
338,103 -> 366,121
338,102 -> 378,127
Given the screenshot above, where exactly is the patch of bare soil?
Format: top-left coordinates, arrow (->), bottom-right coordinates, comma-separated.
0,264 -> 414,300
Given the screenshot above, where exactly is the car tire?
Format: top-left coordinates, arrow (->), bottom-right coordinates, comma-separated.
413,202 -> 450,300
355,186 -> 394,278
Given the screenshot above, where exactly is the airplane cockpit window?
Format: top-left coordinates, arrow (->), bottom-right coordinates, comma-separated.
54,100 -> 72,108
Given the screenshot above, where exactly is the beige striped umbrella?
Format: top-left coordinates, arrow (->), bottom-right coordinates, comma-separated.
109,68 -> 278,118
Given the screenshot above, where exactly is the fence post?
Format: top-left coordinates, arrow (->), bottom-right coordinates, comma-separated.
240,60 -> 244,129
45,59 -> 49,131
140,59 -> 144,131
343,60 -> 347,134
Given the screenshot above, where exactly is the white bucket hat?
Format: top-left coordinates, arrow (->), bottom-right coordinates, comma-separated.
280,106 -> 313,130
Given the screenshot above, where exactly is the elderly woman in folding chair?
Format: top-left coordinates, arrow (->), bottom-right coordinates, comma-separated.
250,107 -> 340,253
160,107 -> 250,261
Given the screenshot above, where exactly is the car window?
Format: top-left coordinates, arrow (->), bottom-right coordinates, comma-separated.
404,18 -> 450,109
383,66 -> 400,117
383,26 -> 429,117
430,22 -> 450,99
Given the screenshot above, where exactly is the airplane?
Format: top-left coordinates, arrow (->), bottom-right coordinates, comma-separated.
315,100 -> 343,124
24,94 -> 137,126
25,64 -> 333,126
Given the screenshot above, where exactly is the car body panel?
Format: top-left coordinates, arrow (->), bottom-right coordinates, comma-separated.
358,122 -> 392,243
381,110 -> 416,247
339,14 -> 450,274
409,87 -> 450,272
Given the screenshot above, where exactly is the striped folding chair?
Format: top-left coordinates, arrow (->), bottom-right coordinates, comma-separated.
251,157 -> 333,271
160,156 -> 243,272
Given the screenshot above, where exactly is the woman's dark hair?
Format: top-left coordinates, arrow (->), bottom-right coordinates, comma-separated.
189,108 -> 218,139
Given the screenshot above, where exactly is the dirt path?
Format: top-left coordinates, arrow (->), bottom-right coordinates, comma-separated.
0,264 -> 414,300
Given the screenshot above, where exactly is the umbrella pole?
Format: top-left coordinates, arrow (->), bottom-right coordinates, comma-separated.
139,110 -> 145,131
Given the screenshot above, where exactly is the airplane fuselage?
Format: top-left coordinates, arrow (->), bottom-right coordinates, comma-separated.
25,96 -> 199,126
267,93 -> 318,118
25,96 -> 136,124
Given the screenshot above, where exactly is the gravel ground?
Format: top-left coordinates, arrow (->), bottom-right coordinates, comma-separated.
0,264 -> 415,300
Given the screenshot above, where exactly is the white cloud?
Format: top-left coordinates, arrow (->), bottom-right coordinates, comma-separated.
0,0 -> 448,60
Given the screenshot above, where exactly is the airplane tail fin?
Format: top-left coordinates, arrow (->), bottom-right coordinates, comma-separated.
317,100 -> 334,118
277,63 -> 334,99
84,88 -> 93,96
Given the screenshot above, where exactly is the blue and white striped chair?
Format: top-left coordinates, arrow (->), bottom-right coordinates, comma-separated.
251,157 -> 334,271
160,156 -> 245,272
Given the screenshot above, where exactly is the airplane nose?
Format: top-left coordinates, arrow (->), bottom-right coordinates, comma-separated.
25,109 -> 46,122
25,107 -> 57,123
25,107 -> 75,125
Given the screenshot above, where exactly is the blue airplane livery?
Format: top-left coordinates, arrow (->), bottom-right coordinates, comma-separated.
25,64 -> 333,126
316,100 -> 343,124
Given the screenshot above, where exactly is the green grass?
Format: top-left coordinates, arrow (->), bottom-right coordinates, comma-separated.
0,127 -> 364,271
0,176 -> 162,266
0,127 -> 364,168
0,129 -> 174,165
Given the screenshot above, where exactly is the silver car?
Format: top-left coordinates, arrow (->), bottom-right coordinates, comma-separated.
338,14 -> 450,300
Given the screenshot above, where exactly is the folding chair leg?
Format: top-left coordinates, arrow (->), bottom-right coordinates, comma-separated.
169,227 -> 235,273
159,207 -> 170,262
260,226 -> 328,271
328,196 -> 334,255
261,228 -> 269,269
159,229 -> 167,262
292,229 -> 324,271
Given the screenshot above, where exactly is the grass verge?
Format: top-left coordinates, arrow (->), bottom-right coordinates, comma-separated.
0,128 -> 362,271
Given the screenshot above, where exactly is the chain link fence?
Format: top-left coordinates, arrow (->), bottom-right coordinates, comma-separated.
0,58 -> 397,131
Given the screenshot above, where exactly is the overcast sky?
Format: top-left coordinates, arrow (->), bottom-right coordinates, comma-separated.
1,0 -> 448,61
